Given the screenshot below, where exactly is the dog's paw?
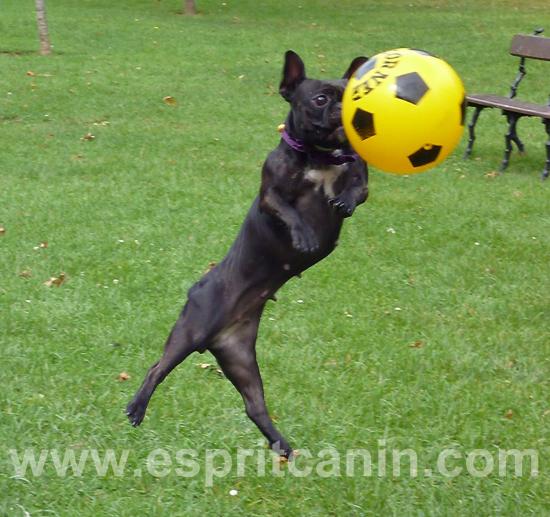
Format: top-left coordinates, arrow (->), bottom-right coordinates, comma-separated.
290,223 -> 319,253
328,196 -> 354,218
271,440 -> 294,460
126,399 -> 146,427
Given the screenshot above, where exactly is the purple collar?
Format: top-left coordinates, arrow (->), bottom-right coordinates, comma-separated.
280,129 -> 358,166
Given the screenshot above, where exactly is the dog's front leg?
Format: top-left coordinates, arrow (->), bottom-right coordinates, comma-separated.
328,162 -> 369,217
260,186 -> 319,253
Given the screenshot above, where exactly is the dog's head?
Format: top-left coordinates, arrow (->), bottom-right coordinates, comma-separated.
279,51 -> 368,150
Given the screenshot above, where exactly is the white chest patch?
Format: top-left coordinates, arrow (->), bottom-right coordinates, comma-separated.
304,164 -> 346,199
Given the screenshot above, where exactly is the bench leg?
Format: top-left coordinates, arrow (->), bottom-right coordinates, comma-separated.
510,124 -> 525,153
500,112 -> 522,171
543,118 -> 550,180
463,106 -> 483,159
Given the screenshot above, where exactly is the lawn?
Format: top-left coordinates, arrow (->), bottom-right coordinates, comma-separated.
1,1 -> 549,515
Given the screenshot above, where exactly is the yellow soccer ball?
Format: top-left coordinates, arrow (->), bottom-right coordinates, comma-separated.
342,48 -> 465,174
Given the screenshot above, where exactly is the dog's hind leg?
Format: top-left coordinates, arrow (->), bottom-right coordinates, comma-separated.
210,308 -> 293,458
126,305 -> 203,427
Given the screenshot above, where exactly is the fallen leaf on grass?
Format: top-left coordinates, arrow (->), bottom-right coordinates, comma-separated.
19,269 -> 32,278
504,409 -> 513,419
44,272 -> 66,287
196,363 -> 224,377
513,190 -> 523,198
0,226 -> 5,236
33,241 -> 48,250
203,261 -> 217,274
81,132 -> 95,141
118,372 -> 130,381
409,340 -> 424,349
275,455 -> 288,466
163,96 -> 177,106
26,71 -> 52,78
275,449 -> 300,466
485,171 -> 499,178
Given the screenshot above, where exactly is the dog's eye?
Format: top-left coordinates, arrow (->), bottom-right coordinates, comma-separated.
312,94 -> 329,107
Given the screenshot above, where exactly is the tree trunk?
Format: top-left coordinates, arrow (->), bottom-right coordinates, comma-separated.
35,0 -> 52,55
184,0 -> 197,15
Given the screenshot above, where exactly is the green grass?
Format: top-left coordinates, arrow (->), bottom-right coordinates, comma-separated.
1,1 -> 549,515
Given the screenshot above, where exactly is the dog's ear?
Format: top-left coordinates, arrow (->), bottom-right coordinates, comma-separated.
342,56 -> 369,80
279,50 -> 306,102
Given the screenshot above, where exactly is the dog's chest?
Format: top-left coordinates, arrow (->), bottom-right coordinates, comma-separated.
304,164 -> 345,198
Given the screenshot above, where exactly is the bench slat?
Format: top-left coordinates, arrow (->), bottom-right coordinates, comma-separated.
510,34 -> 550,61
467,93 -> 550,118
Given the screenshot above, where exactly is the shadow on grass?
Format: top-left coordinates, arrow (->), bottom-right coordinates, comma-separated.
0,49 -> 39,56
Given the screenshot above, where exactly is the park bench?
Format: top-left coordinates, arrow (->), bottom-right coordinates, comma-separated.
464,29 -> 550,179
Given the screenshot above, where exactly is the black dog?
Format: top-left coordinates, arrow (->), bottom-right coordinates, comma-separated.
127,51 -> 369,458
